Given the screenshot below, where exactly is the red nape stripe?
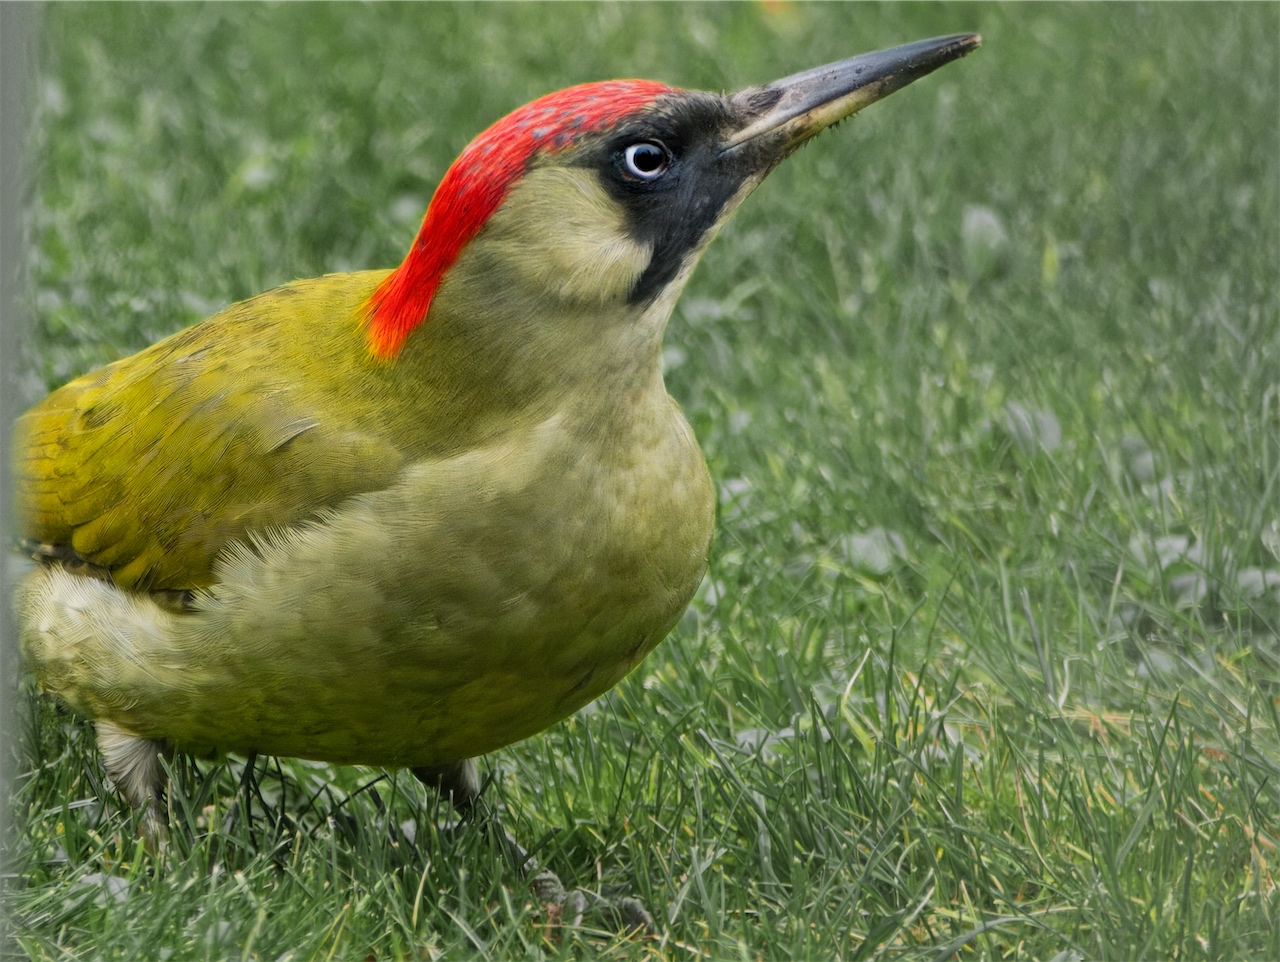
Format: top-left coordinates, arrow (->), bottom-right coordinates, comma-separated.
361,79 -> 675,359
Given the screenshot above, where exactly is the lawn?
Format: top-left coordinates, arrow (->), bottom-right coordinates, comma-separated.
4,2 -> 1278,959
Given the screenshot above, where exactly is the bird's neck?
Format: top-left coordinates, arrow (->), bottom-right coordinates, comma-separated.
393,257 -> 676,441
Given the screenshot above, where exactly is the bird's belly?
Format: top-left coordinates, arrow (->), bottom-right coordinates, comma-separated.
18,409 -> 714,767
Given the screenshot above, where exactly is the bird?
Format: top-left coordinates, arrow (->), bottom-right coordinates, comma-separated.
14,35 -> 980,848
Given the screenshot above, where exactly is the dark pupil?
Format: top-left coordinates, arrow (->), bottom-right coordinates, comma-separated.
632,144 -> 664,172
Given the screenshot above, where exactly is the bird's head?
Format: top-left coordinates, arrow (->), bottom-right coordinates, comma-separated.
361,34 -> 980,361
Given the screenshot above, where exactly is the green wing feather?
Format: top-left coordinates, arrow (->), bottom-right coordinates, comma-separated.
14,270 -> 410,591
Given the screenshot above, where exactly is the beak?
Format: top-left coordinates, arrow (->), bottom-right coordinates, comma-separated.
724,34 -> 981,155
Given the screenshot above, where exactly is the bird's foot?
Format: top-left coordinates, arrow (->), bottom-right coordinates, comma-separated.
527,862 -> 655,937
466,820 -> 654,935
413,763 -> 655,936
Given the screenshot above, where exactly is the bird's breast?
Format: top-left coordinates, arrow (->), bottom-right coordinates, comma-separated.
19,392 -> 715,768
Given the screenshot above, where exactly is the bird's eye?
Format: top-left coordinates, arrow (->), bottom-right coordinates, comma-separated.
622,141 -> 670,181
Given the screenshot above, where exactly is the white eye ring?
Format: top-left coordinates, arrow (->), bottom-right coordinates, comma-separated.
623,141 -> 670,180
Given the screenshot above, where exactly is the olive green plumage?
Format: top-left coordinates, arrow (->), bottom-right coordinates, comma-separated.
18,272 -> 400,591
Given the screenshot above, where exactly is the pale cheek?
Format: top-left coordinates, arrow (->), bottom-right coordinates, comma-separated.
485,167 -> 653,306
552,233 -> 651,303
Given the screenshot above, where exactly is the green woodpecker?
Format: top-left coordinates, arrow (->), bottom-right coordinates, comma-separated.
15,35 -> 979,834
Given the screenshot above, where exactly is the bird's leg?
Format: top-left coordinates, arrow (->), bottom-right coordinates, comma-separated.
225,750 -> 261,838
412,760 -> 538,868
412,759 -> 542,872
95,720 -> 169,850
411,758 -> 480,816
411,761 -> 654,936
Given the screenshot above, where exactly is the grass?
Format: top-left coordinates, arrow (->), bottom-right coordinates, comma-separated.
4,2 -> 1279,958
